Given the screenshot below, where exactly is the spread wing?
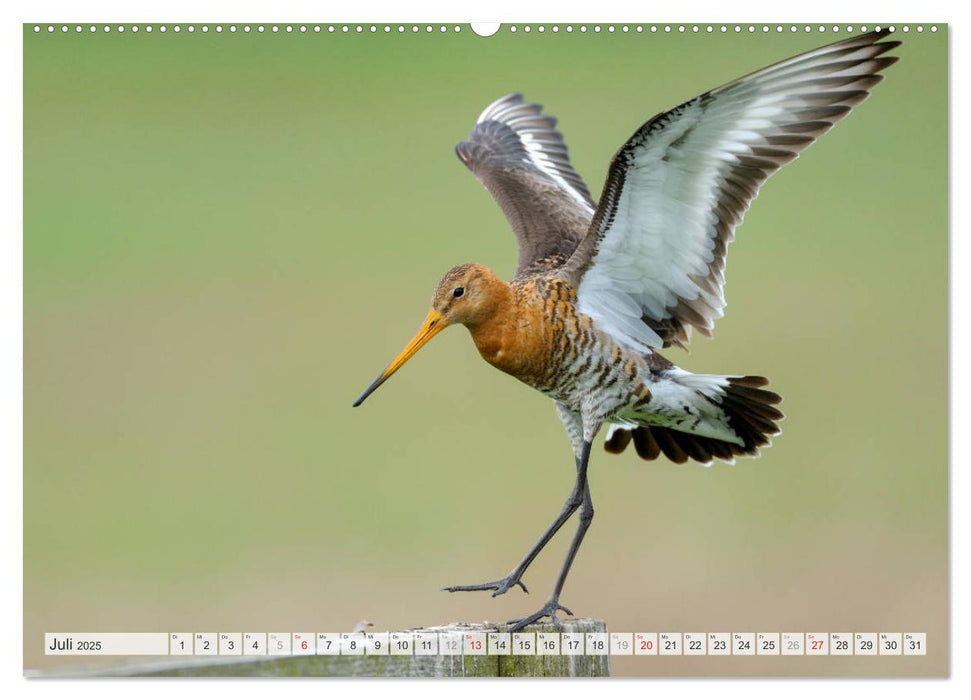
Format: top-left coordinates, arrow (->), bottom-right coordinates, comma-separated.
456,93 -> 596,277
562,30 -> 900,350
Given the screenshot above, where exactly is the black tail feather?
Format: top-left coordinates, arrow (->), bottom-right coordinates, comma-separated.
632,427 -> 661,460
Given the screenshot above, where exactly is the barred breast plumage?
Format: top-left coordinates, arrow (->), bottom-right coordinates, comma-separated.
476,276 -> 654,412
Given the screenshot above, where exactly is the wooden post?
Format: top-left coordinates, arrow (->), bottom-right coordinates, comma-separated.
101,620 -> 609,678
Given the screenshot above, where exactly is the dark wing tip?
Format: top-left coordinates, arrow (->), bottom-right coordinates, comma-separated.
872,27 -> 903,43
858,28 -> 900,45
880,55 -> 901,70
455,140 -> 477,167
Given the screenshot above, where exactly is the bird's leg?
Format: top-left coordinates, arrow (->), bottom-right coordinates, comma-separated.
443,441 -> 592,598
506,441 -> 594,632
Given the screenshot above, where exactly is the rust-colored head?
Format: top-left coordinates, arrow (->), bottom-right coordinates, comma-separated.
352,263 -> 506,406
428,263 -> 507,325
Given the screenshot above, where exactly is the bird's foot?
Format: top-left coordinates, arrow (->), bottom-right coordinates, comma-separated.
442,573 -> 528,598
506,599 -> 574,632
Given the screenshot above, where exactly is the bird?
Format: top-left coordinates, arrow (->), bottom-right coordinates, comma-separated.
351,620 -> 375,634
353,30 -> 899,632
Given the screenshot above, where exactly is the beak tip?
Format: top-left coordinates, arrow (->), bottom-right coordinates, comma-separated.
353,376 -> 384,407
352,309 -> 444,411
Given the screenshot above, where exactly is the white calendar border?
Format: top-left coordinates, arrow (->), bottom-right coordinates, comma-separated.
8,2 -> 965,700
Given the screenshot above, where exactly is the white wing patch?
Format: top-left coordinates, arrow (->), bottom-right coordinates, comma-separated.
571,32 -> 898,350
473,94 -> 595,213
577,101 -> 724,351
518,130 -> 596,213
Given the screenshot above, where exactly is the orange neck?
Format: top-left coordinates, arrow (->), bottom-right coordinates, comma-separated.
465,278 -> 555,382
464,278 -> 522,375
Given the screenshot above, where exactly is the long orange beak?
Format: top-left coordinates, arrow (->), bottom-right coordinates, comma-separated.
353,309 -> 447,407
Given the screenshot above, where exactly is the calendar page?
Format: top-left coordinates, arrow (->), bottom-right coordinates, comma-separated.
22,20 -> 947,678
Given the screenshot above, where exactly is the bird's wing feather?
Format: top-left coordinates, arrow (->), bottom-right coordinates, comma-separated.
561,30 -> 899,350
456,93 -> 596,277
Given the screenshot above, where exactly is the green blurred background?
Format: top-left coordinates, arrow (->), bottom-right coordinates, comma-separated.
24,24 -> 947,676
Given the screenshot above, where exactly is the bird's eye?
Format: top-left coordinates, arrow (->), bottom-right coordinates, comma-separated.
453,287 -> 465,299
